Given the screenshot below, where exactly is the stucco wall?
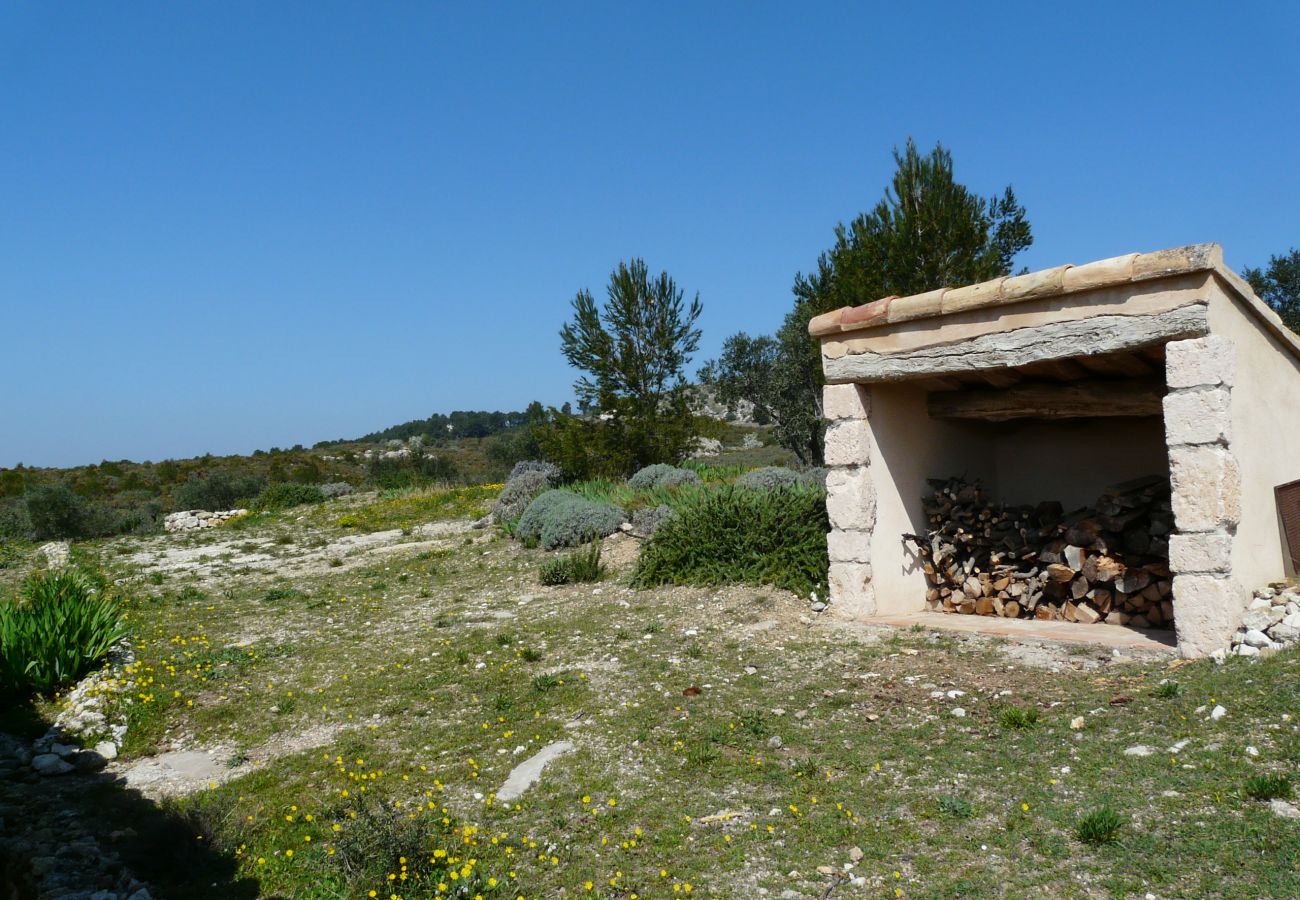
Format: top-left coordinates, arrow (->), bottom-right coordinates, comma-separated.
991,418 -> 1168,508
867,383 -> 995,614
1206,279 -> 1300,586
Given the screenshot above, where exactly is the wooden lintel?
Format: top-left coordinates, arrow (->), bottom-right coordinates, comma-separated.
1076,352 -> 1154,378
927,378 -> 1165,422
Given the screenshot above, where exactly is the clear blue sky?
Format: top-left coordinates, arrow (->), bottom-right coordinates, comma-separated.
3,2 -> 1297,468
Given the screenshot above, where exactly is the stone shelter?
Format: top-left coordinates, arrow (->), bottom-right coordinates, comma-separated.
810,243 -> 1300,657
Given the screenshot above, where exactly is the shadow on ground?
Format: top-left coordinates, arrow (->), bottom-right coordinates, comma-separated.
0,698 -> 269,899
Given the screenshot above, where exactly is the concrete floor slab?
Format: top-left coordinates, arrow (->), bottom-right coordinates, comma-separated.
867,611 -> 1178,653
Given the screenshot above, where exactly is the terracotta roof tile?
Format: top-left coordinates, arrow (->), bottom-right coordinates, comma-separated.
808,243 -> 1224,337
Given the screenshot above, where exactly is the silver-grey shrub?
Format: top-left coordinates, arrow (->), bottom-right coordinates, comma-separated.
509,460 -> 561,483
631,504 -> 675,537
516,490 -> 626,550
797,467 -> 828,489
319,482 -> 355,499
736,466 -> 802,490
628,464 -> 702,490
494,469 -> 556,523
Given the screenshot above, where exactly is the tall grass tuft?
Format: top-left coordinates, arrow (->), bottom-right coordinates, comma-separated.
632,484 -> 828,595
0,569 -> 129,696
539,542 -> 605,586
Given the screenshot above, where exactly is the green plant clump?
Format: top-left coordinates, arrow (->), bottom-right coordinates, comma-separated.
0,569 -> 129,696
1075,805 -> 1124,845
938,795 -> 974,819
515,490 -> 626,550
538,543 -> 605,586
252,482 -> 325,511
996,704 -> 1040,730
632,484 -> 828,595
1244,773 -> 1293,801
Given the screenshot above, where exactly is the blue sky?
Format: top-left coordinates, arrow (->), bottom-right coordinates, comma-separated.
2,2 -> 1297,468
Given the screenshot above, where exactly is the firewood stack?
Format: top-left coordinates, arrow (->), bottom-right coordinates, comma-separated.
904,475 -> 1174,628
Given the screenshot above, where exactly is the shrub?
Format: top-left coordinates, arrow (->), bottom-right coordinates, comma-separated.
736,466 -> 801,490
1154,681 -> 1181,699
24,483 -> 90,539
798,467 -> 828,488
515,490 -> 627,550
633,484 -> 828,594
174,470 -> 265,512
0,502 -> 33,540
631,505 -> 675,537
0,569 -> 128,696
252,482 -> 325,512
364,454 -> 459,490
508,460 -> 561,482
628,464 -> 702,490
319,482 -> 355,499
1075,805 -> 1124,845
1244,773 -> 1293,801
538,542 -> 605,585
494,470 -> 558,524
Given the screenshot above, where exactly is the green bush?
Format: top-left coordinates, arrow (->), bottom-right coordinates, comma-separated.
628,464 -> 702,490
252,482 -> 325,511
515,490 -> 627,550
0,569 -> 129,697
174,470 -> 265,511
24,483 -> 90,539
538,543 -> 605,586
0,502 -> 33,540
633,484 -> 829,595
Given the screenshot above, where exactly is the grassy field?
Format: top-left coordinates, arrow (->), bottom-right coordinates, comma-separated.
6,485 -> 1298,898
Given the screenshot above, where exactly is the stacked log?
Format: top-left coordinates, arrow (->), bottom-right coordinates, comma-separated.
904,475 -> 1173,627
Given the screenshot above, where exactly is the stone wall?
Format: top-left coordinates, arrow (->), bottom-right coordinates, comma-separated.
1163,336 -> 1244,657
822,383 -> 876,617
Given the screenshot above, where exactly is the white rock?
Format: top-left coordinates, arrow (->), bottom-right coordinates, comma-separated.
94,741 -> 118,761
1069,716 -> 1085,730
1124,745 -> 1155,757
1235,644 -> 1260,657
32,753 -> 73,776
1270,799 -> 1300,820
951,708 -> 966,718
1245,745 -> 1259,757
1209,705 -> 1227,720
495,741 -> 576,803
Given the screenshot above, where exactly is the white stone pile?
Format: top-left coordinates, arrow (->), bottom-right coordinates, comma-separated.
163,508 -> 247,531
1228,586 -> 1300,657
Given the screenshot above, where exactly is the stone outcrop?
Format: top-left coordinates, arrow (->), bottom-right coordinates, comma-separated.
1226,586 -> 1300,657
163,509 -> 247,532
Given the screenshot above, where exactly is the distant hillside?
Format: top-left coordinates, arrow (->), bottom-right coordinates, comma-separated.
321,407 -> 541,446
